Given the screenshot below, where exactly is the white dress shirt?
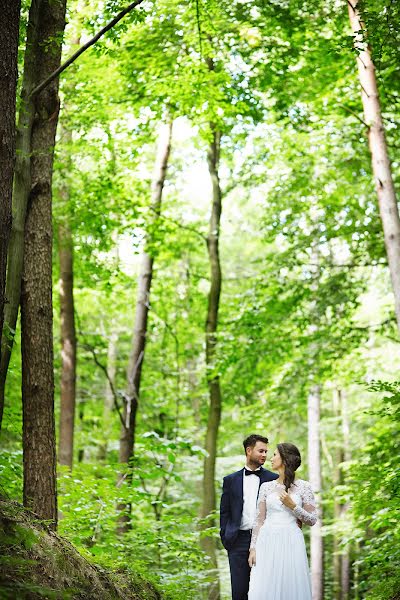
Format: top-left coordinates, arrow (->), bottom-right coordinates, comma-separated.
240,466 -> 261,530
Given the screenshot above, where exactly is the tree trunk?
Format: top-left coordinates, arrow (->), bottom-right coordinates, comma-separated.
0,0 -> 40,423
347,0 -> 400,333
0,1 -> 21,422
98,330 -> 118,460
57,124 -> 77,470
340,389 -> 351,600
200,127 -> 222,600
308,384 -> 324,600
332,389 -> 344,600
21,0 -> 67,529
119,122 -> 172,469
58,218 -> 77,469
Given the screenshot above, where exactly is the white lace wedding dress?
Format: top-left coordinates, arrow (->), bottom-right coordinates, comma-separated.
248,479 -> 317,600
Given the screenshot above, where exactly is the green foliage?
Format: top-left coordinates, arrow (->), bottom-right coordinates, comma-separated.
347,382 -> 400,600
57,435 -> 211,599
3,0 -> 400,597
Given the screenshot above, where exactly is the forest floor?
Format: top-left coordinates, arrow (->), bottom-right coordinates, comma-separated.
0,497 -> 163,600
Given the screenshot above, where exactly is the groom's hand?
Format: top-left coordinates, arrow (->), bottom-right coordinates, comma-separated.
248,549 -> 256,567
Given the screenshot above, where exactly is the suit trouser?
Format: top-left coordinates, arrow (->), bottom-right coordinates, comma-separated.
227,530 -> 252,600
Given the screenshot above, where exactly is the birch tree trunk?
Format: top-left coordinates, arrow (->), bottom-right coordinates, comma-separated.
332,389 -> 344,600
58,216 -> 77,469
340,389 -> 351,600
347,0 -> 400,334
0,0 -> 42,423
119,122 -> 172,472
0,0 -> 20,403
21,0 -> 67,529
308,384 -> 324,600
200,127 -> 222,600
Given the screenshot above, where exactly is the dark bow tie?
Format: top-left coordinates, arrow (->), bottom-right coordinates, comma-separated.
245,469 -> 261,476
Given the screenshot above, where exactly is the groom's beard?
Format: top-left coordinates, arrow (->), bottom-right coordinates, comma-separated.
248,458 -> 265,469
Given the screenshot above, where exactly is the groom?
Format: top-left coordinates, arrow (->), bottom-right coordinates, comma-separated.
220,434 -> 278,600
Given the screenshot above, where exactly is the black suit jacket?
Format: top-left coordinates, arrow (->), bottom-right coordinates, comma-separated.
220,467 -> 278,550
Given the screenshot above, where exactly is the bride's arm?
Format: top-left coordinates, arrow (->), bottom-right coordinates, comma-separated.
293,481 -> 317,526
248,484 -> 268,566
279,481 -> 317,526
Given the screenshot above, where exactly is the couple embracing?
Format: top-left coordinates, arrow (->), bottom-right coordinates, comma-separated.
220,434 -> 317,600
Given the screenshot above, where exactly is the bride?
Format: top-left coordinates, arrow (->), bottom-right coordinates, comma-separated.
247,443 -> 317,600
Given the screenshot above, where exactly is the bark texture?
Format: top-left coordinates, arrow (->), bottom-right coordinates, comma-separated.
119,122 -> 172,467
200,128 -> 222,600
0,0 -> 21,414
0,0 -> 47,412
58,218 -> 77,469
308,385 -> 324,600
21,0 -> 67,528
348,0 -> 400,333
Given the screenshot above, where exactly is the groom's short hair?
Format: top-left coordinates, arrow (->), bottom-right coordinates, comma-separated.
243,434 -> 269,452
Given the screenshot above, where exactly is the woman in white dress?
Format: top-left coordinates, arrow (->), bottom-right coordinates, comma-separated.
247,443 -> 317,600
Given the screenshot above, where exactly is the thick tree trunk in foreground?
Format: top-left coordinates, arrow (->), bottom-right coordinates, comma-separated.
0,0 -> 38,424
21,0 -> 67,528
119,122 -> 172,469
58,219 -> 77,469
308,385 -> 324,600
0,1 -> 21,414
348,0 -> 400,334
200,128 -> 222,600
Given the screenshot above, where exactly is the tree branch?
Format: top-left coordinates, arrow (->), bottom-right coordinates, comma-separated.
30,0 -> 146,98
148,206 -> 208,242
337,102 -> 369,128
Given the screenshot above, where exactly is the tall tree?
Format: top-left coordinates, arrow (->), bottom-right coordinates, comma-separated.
200,126 -> 222,600
0,0 -> 21,390
21,0 -> 67,527
58,150 -> 77,469
119,122 -> 173,470
340,388 -> 351,600
0,0 -> 37,425
347,0 -> 400,334
332,388 -> 344,600
308,384 -> 324,600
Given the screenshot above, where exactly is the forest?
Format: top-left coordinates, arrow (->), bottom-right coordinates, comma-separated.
0,0 -> 399,598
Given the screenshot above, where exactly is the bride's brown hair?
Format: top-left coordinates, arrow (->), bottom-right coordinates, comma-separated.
277,443 -> 301,491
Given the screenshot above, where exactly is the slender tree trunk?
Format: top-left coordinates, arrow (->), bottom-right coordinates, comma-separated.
58,218 -> 76,468
308,384 -> 324,600
21,0 -> 67,529
0,0 -> 41,422
200,127 -> 222,600
98,330 -> 118,460
117,123 -> 172,532
0,1 -> 21,419
57,125 -> 77,470
340,389 -> 351,600
119,122 -> 172,469
347,0 -> 400,333
332,389 -> 344,600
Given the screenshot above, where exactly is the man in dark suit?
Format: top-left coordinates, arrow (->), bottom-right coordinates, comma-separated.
220,434 -> 278,600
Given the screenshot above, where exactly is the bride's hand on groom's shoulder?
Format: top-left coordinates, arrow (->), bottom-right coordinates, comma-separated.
279,491 -> 296,510
248,549 -> 256,567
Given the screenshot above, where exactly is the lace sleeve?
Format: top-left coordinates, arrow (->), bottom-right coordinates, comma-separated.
293,481 -> 317,526
250,484 -> 268,549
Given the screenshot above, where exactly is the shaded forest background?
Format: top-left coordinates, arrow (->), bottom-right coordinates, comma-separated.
0,0 -> 399,598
